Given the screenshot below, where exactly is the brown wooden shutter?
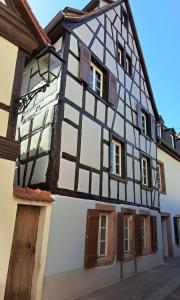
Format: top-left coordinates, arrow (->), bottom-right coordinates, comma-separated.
151,115 -> 156,142
137,102 -> 142,130
79,44 -> 91,84
84,209 -> 99,269
108,72 -> 118,107
117,212 -> 124,261
151,216 -> 158,253
135,215 -> 142,257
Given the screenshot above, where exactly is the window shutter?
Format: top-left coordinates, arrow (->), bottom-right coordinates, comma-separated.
117,212 -> 124,261
173,217 -> 179,245
135,215 -> 142,257
84,209 -> 99,269
108,72 -> 118,107
151,216 -> 158,253
137,102 -> 142,130
151,115 -> 156,142
79,44 -> 91,84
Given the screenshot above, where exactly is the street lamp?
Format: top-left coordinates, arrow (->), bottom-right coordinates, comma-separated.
16,44 -> 64,114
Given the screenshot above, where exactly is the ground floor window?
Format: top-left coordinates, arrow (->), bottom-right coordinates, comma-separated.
174,217 -> 180,245
84,205 -> 115,269
98,214 -> 108,257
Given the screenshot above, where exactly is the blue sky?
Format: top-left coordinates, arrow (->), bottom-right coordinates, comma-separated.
28,0 -> 180,131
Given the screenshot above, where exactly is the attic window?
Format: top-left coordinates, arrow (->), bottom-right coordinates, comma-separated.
170,134 -> 175,148
122,7 -> 128,29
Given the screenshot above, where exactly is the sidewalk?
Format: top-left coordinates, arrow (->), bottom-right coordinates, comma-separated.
76,257 -> 180,300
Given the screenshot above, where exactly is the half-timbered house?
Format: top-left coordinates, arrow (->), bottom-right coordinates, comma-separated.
16,0 -> 165,299
0,1 -> 54,300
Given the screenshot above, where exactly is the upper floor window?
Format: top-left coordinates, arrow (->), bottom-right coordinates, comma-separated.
157,164 -> 162,191
170,134 -> 175,148
141,156 -> 150,187
89,62 -> 103,97
141,112 -> 147,135
110,139 -> 122,177
118,45 -> 124,68
125,54 -> 132,77
122,7 -> 128,29
157,161 -> 166,194
98,214 -> 108,257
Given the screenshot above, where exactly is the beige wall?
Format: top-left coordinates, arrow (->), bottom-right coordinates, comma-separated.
0,37 -> 18,105
0,158 -> 52,300
0,36 -> 18,137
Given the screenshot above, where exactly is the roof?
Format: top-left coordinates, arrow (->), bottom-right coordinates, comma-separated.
0,0 -> 50,53
14,0 -> 50,47
14,187 -> 54,203
45,0 -> 159,119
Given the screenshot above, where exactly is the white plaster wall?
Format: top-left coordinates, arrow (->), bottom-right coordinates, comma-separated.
43,196 -> 163,300
158,148 -> 180,256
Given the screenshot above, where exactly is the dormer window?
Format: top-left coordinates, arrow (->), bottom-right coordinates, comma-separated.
122,7 -> 128,29
89,62 -> 103,97
170,134 -> 175,148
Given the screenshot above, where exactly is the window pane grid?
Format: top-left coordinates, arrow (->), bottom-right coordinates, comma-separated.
111,140 -> 122,176
89,63 -> 103,97
98,214 -> 108,257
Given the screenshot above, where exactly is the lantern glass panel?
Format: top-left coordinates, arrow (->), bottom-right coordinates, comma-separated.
49,52 -> 62,81
37,52 -> 50,82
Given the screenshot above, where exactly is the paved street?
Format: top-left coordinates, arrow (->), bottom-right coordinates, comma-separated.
76,257 -> 180,300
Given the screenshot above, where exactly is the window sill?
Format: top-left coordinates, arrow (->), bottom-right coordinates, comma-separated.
140,132 -> 153,142
160,190 -> 167,195
118,63 -> 132,79
123,254 -> 135,262
96,256 -> 114,267
86,86 -> 108,106
141,185 -> 153,192
110,173 -> 127,183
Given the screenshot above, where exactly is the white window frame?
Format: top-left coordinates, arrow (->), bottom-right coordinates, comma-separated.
89,62 -> 103,97
118,47 -> 124,66
157,164 -> 162,191
98,213 -> 108,257
141,216 -> 146,249
124,215 -> 130,254
111,139 -> 122,177
142,157 -> 149,186
141,112 -> 147,135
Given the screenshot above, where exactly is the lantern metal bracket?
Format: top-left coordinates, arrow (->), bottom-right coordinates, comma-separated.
15,82 -> 49,115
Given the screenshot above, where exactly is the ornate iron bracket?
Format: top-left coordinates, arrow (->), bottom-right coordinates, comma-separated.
15,83 -> 49,114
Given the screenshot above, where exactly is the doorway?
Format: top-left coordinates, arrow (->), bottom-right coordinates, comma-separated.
161,214 -> 173,258
4,205 -> 40,300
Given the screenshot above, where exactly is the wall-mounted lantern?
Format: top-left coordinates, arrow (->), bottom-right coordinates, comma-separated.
16,44 -> 64,114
